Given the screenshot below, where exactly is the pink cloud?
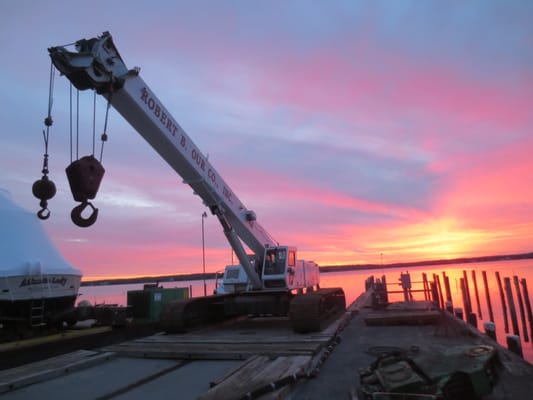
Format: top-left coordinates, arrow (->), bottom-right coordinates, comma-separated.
220,46 -> 532,140
436,136 -> 533,220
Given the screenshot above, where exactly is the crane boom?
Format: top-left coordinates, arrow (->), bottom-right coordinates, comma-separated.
49,32 -> 274,289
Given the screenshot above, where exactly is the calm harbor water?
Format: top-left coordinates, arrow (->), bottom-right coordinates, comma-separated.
79,258 -> 533,363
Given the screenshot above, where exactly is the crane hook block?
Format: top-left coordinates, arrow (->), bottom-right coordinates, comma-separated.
71,201 -> 99,228
32,175 -> 56,220
66,155 -> 105,203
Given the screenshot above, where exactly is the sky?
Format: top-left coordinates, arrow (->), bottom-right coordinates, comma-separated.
1,1 -> 532,280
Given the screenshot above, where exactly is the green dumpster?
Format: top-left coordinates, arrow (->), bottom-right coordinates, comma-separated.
127,287 -> 189,322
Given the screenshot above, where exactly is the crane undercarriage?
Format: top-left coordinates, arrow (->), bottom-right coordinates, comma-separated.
160,287 -> 346,333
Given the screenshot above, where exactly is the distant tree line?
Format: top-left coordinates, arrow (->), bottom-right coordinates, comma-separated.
81,251 -> 533,287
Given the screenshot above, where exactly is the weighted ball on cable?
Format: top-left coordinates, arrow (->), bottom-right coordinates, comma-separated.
32,175 -> 56,201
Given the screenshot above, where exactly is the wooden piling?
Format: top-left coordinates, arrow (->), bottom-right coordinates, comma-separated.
514,276 -> 529,342
482,271 -> 494,323
484,321 -> 497,341
432,274 -> 437,305
445,301 -> 453,314
520,278 -> 533,343
460,278 -> 472,318
443,273 -> 452,304
422,273 -> 429,301
365,276 -> 375,291
504,277 -> 520,336
434,274 -> 444,310
429,282 -> 439,306
520,278 -> 533,344
507,335 -> 523,358
444,277 -> 453,311
381,275 -> 389,303
467,312 -> 478,328
462,270 -> 472,313
496,271 -> 509,333
471,270 -> 483,320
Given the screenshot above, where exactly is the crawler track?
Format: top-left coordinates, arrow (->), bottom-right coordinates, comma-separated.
160,288 -> 346,334
159,294 -> 233,332
289,288 -> 346,333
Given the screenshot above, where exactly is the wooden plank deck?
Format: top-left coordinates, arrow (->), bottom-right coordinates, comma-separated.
103,340 -> 323,359
199,355 -> 312,400
103,320 -> 334,360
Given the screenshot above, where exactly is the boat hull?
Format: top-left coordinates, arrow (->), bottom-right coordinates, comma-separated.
0,274 -> 81,324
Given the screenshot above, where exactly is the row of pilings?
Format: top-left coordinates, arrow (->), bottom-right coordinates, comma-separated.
365,270 -> 533,359
421,270 -> 533,358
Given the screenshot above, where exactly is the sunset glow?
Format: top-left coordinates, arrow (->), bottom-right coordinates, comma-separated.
1,1 -> 532,280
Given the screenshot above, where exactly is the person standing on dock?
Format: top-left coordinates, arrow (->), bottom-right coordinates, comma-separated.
400,271 -> 413,302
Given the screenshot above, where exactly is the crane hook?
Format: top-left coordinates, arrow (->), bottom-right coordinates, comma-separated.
71,201 -> 99,228
37,200 -> 51,220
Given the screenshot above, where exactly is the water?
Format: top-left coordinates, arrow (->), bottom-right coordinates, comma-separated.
78,258 -> 533,363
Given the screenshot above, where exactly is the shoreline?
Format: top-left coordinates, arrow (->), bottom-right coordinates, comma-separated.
80,251 -> 533,287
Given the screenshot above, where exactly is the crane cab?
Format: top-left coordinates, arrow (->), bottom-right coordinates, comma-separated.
215,246 -> 320,294
262,246 -> 319,291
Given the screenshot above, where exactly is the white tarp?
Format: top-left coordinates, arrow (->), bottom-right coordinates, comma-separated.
0,189 -> 82,278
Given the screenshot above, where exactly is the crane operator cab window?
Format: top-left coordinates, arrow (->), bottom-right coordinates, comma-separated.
264,248 -> 287,275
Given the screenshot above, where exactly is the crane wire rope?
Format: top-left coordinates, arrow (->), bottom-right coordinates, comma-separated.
76,88 -> 80,160
92,90 -> 96,156
99,94 -> 111,163
41,60 -> 55,170
68,85 -> 110,163
69,84 -> 73,163
69,86 -> 81,161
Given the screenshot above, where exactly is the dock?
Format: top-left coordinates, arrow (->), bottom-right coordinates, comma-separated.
2,287 -> 533,399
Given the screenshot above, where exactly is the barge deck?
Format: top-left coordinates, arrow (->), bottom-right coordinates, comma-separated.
1,289 -> 533,399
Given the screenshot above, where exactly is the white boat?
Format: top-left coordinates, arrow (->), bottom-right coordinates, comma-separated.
0,189 -> 82,326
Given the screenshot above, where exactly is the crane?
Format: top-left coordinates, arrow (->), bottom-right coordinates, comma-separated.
47,32 -> 345,332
